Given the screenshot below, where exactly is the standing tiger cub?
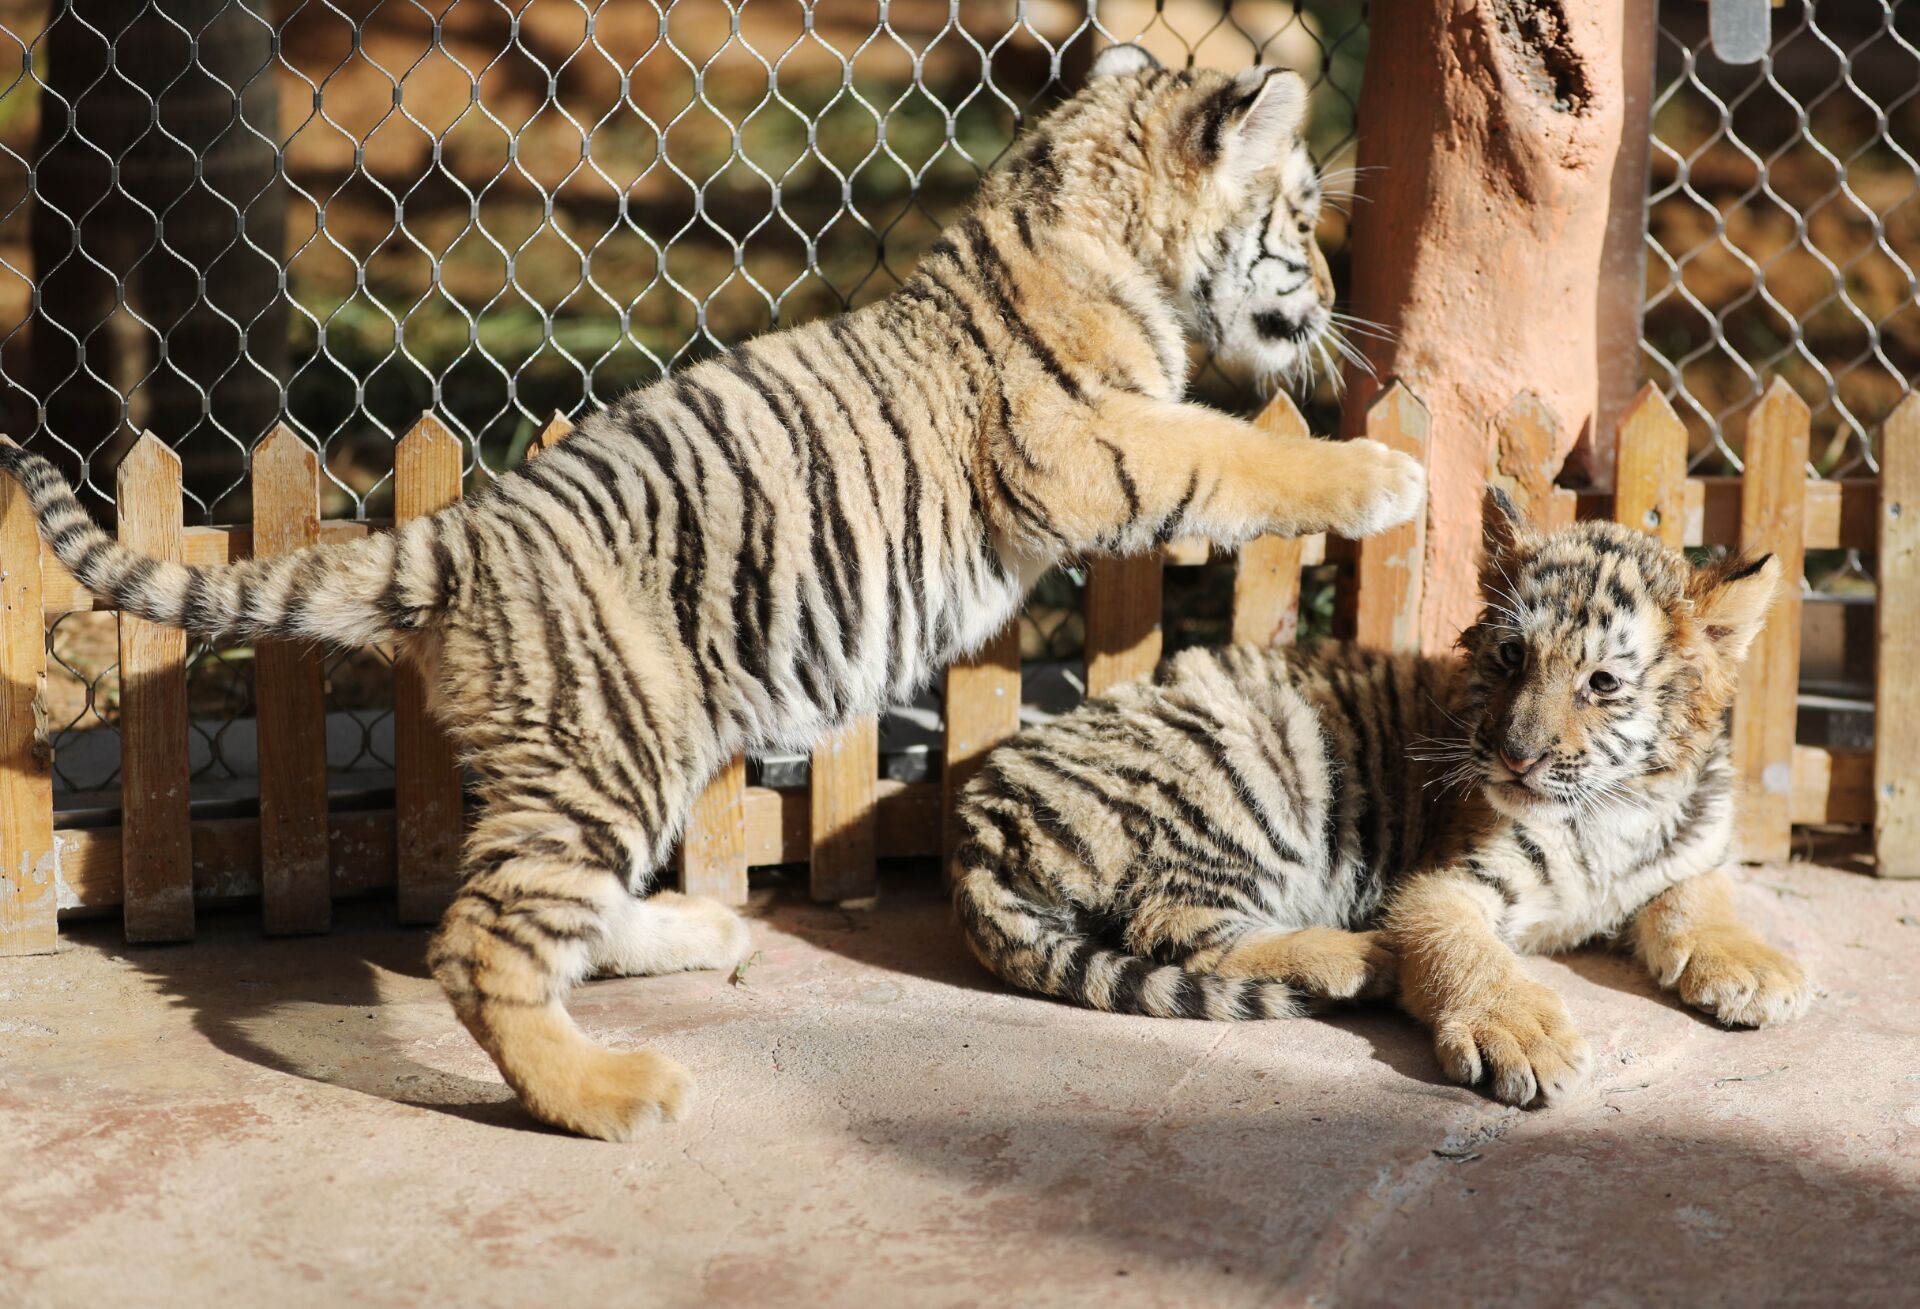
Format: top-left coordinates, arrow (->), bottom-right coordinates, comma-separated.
0,45 -> 1423,1139
953,491 -> 1810,1105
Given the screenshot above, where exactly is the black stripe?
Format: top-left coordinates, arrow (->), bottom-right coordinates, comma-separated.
1462,860 -> 1519,908
957,215 -> 1084,403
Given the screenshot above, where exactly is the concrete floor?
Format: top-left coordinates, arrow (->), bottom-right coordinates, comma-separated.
4,855 -> 1918,1308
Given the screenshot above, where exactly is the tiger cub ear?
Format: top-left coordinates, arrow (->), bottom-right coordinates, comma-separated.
1686,553 -> 1781,666
1202,67 -> 1309,174
1479,486 -> 1538,599
1089,43 -> 1161,80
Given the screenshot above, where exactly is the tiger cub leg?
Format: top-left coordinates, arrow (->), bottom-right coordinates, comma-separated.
1037,393 -> 1425,549
1209,926 -> 1396,1001
1630,870 -> 1810,1028
427,799 -> 692,1142
591,890 -> 753,979
1388,872 -> 1591,1107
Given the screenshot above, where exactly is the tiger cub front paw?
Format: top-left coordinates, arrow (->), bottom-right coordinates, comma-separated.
1429,976 -> 1591,1108
1318,438 -> 1426,539
1650,929 -> 1810,1028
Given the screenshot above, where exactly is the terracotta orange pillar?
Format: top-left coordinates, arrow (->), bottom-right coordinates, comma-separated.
1340,1 -> 1635,651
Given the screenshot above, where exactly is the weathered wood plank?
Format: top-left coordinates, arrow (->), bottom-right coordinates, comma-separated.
810,717 -> 878,901
527,410 -> 573,459
741,779 -> 939,869
1085,555 -> 1162,695
1612,383 -> 1688,547
1232,392 -> 1311,647
1793,744 -> 1873,828
393,414 -> 466,924
1490,391 -> 1564,526
678,754 -> 748,905
1348,383 -> 1430,654
1732,379 -> 1810,864
942,620 -> 1021,872
1875,394 -> 1920,876
252,427 -> 331,934
57,781 -> 951,915
1161,538 -> 1210,567
116,434 -> 194,942
1576,476 -> 1875,552
56,811 -> 398,911
0,450 -> 56,955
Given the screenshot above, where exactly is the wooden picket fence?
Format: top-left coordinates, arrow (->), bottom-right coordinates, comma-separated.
2,376 -> 1914,955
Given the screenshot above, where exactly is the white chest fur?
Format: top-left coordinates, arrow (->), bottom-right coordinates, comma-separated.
1502,797 -> 1735,955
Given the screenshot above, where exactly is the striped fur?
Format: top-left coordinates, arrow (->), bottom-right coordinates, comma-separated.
954,497 -> 1810,1104
0,53 -> 1425,1141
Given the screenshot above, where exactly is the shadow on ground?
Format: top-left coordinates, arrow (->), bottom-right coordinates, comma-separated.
58,903 -> 540,1131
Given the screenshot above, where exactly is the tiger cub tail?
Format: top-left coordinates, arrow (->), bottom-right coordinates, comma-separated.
0,441 -> 444,649
951,860 -> 1299,1021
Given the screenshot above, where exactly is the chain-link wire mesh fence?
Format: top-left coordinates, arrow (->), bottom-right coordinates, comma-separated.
1645,0 -> 1916,738
0,0 -> 1369,807
1646,0 -> 1917,478
1,0 -> 1913,811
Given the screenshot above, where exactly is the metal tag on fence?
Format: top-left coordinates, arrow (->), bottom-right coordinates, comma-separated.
1709,0 -> 1771,66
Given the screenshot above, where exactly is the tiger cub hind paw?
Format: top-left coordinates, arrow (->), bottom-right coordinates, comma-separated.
524,1047 -> 695,1142
1315,438 -> 1426,539
1430,977 -> 1592,1108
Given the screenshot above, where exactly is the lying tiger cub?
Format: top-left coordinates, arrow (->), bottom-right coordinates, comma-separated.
953,490 -> 1809,1105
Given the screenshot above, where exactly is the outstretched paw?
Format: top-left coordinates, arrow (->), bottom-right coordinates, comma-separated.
1318,439 -> 1425,539
1655,930 -> 1809,1028
1430,976 -> 1591,1107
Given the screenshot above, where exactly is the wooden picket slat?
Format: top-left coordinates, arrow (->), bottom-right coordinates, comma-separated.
1613,382 -> 1688,547
810,717 -> 877,901
1232,392 -> 1310,647
527,410 -> 573,459
1875,394 -> 1920,878
0,448 -> 56,956
252,427 -> 330,934
942,620 -> 1021,871
679,754 -> 748,905
1490,391 -> 1564,526
1348,382 -> 1430,654
116,433 -> 194,942
1732,379 -> 1810,864
393,415 -> 465,924
1085,555 -> 1162,696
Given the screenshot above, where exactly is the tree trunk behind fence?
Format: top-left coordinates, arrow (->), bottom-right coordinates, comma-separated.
1341,1 -> 1630,650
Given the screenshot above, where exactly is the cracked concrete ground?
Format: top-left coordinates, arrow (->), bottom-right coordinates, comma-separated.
4,855 -> 1918,1307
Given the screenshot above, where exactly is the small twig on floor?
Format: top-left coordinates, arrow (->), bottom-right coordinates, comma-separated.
1430,1147 -> 1482,1163
1713,1065 -> 1788,1087
729,950 -> 764,988
1897,915 -> 1919,928
1754,880 -> 1812,901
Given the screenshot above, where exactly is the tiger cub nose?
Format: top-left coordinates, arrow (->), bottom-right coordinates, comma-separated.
1499,747 -> 1543,778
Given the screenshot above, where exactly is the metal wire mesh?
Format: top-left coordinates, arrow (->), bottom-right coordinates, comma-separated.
7,1 -> 1912,810
0,0 -> 1368,805
1645,0 -> 1919,477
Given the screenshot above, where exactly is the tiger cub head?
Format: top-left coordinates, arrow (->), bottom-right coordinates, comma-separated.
1456,489 -> 1781,822
997,44 -> 1336,386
